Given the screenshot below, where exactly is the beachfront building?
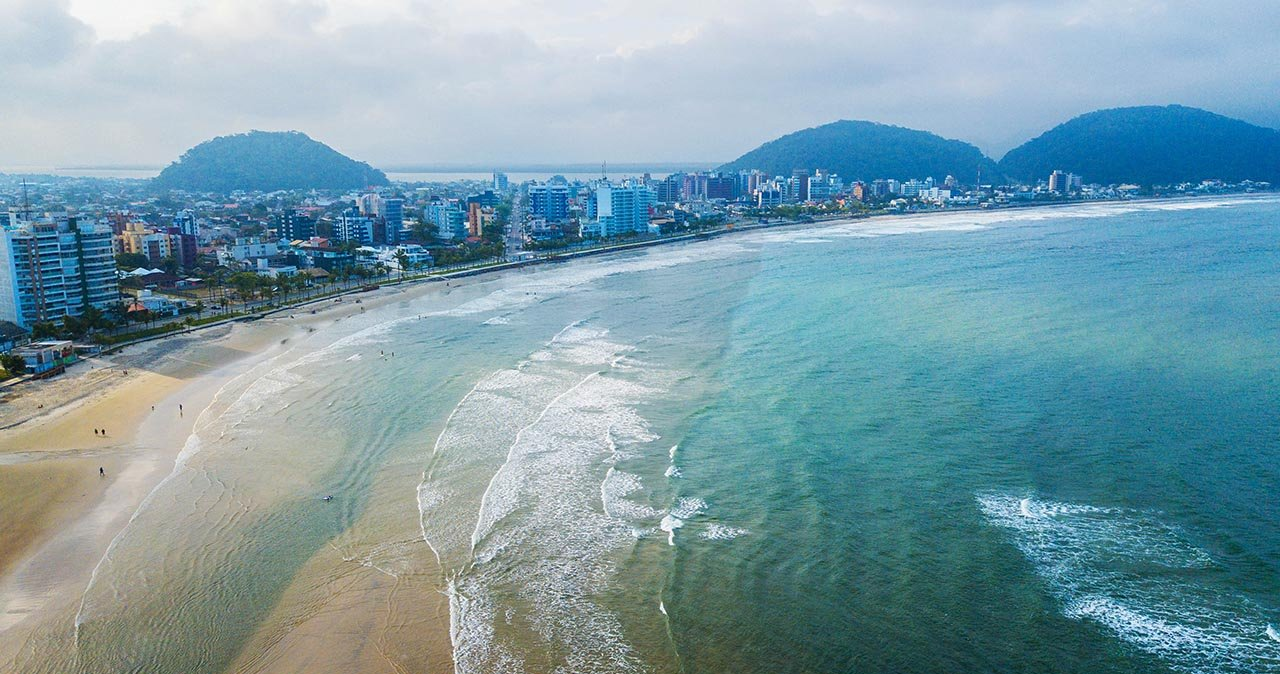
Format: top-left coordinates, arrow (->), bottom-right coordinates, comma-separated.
290,239 -> 355,271
9,340 -> 76,375
0,213 -> 119,329
581,182 -> 654,238
374,244 -> 434,272
219,237 -> 282,267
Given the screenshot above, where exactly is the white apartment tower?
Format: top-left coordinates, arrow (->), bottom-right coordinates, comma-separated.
0,212 -> 119,329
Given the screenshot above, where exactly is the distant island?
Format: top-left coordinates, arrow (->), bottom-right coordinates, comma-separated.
152,130 -> 388,193
719,120 -> 1003,186
997,105 -> 1280,185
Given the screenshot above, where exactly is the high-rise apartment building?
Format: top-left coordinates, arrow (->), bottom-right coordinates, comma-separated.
275,209 -> 317,241
381,198 -> 404,245
425,199 -> 468,240
582,183 -> 654,238
0,213 -> 119,328
336,209 -> 374,245
527,183 -> 572,221
1048,170 -> 1068,193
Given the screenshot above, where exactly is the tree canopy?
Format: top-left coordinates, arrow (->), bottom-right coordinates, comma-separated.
152,130 -> 388,193
998,105 -> 1280,185
718,120 -> 1002,184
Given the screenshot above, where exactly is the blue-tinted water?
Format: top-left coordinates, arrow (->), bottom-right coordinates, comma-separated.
28,197 -> 1279,674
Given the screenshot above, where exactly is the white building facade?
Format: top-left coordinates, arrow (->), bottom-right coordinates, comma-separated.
0,213 -> 119,328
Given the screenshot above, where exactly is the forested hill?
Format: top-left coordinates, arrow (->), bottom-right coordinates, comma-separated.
153,131 -> 388,192
718,120 -> 1002,184
998,105 -> 1280,185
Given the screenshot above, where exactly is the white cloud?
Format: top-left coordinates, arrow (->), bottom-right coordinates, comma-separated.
3,0 -> 1278,167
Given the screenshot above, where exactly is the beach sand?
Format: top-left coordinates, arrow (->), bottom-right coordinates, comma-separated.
0,279 -> 465,673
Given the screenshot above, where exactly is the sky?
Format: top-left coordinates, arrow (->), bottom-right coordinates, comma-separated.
2,0 -> 1278,168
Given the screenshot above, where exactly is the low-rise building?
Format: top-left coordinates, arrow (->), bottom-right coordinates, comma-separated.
10,340 -> 76,375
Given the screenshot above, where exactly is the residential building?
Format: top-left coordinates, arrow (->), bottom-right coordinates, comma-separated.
275,209 -> 316,241
467,202 -> 495,238
425,199 -> 468,240
526,183 -> 571,221
791,169 -> 810,202
0,213 -> 119,329
173,210 -> 199,237
116,222 -> 197,270
581,182 -> 654,238
291,239 -> 355,271
221,237 -> 281,266
381,198 -> 404,245
755,187 -> 783,209
336,209 -> 375,245
358,193 -> 381,217
377,244 -> 434,271
705,173 -> 736,201
493,172 -> 510,191
654,175 -> 682,204
1048,170 -> 1066,193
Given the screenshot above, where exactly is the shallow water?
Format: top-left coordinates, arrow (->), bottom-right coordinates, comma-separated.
13,196 -> 1280,673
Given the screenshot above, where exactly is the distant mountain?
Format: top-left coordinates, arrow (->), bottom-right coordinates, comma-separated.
999,105 -> 1280,185
153,131 -> 388,192
718,120 -> 1002,184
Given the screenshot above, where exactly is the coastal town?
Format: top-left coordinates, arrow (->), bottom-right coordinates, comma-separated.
0,163 -> 1271,384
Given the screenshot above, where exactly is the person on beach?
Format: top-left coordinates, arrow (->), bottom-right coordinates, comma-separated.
99,467 -> 104,476
93,429 -> 98,436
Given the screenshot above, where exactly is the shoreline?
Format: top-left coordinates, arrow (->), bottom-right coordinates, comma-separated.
0,190 -> 1271,671
3,189 -> 1265,419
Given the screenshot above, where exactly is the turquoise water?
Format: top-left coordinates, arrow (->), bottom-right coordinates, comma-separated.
29,197 -> 1279,673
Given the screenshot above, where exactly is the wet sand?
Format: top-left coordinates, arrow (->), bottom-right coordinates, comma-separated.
0,279 -> 471,672
0,326 -> 285,666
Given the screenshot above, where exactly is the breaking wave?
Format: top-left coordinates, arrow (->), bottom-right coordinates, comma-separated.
978,492 -> 1280,673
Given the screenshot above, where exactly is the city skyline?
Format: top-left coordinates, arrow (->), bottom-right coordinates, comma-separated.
4,0 -> 1279,168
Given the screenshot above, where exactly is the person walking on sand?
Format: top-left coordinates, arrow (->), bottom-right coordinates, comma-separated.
93,429 -> 98,436
99,467 -> 104,476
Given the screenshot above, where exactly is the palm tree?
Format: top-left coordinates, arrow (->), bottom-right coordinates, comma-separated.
394,251 -> 409,282
276,271 -> 294,304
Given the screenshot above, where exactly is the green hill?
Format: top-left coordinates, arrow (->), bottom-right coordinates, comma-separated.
998,105 -> 1280,185
717,120 -> 1001,185
153,131 -> 388,192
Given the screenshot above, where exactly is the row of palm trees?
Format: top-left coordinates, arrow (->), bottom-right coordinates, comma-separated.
207,260 -> 413,314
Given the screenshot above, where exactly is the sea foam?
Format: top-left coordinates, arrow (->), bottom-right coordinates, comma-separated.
423,322 -> 674,674
978,492 -> 1280,674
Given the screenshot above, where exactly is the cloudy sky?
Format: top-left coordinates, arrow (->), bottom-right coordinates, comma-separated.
3,0 -> 1277,168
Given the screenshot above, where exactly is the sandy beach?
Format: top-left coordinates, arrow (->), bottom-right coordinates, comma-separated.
0,273 -> 471,672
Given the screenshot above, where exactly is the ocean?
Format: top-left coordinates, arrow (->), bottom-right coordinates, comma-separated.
26,196 -> 1280,673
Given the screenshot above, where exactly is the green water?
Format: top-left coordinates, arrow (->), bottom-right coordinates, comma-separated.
23,197 -> 1279,673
